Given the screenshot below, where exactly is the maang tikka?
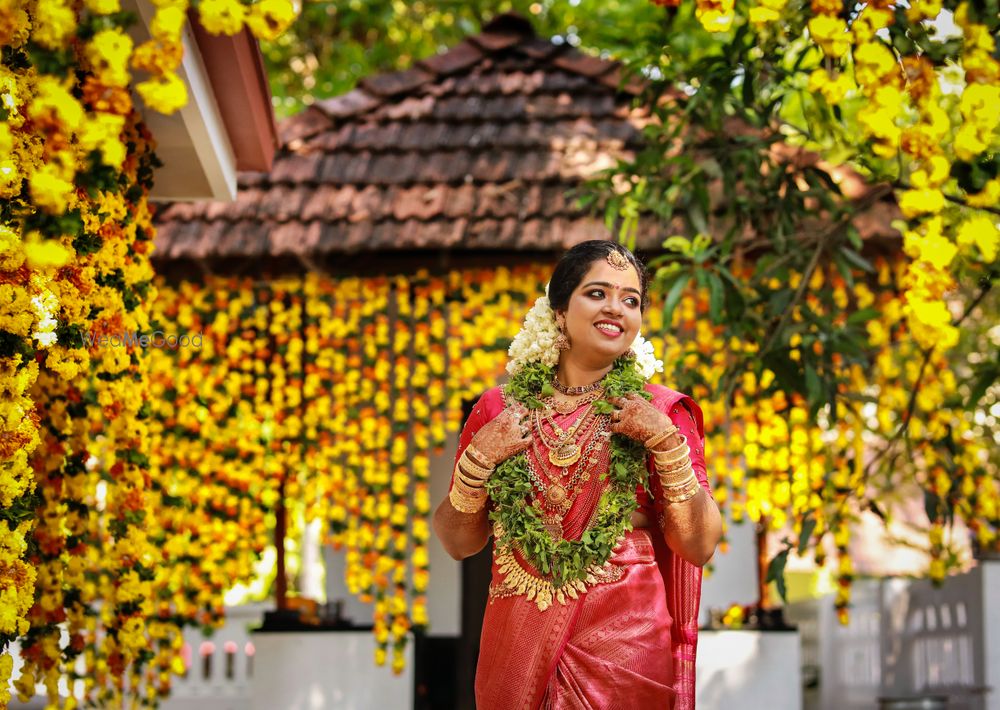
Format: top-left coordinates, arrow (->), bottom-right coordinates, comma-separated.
607,249 -> 630,271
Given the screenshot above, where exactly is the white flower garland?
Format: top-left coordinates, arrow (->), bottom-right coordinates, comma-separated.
31,288 -> 59,348
506,288 -> 664,379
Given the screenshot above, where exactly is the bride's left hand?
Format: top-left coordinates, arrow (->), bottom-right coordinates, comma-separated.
608,393 -> 677,446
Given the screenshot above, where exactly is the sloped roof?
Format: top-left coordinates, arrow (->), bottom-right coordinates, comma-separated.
152,13 -> 899,270
153,14 -> 652,265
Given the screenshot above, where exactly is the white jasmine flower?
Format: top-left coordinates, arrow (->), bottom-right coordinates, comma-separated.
31,290 -> 59,349
630,334 -> 664,379
506,289 -> 664,382
507,295 -> 561,375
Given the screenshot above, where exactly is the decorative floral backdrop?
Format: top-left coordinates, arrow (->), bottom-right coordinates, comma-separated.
142,256 -> 998,674
2,0 -> 998,703
0,0 -> 294,705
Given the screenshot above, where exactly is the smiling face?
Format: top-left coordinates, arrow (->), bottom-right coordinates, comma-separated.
557,258 -> 642,368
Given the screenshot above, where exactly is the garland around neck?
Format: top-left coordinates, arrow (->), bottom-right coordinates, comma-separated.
486,355 -> 652,609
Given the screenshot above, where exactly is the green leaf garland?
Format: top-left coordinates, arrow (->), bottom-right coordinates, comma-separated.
487,355 -> 650,589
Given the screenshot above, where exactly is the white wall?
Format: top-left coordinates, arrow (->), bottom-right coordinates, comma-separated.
700,513 -> 760,623
426,443 -> 462,637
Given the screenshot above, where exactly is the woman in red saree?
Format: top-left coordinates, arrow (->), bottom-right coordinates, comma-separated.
433,241 -> 723,710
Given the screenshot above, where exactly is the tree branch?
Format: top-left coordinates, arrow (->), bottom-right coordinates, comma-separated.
756,185 -> 890,357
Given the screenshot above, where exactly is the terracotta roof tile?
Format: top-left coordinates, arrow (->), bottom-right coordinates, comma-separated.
157,201 -> 201,222
360,67 -> 434,98
238,171 -> 268,187
474,182 -> 522,218
257,184 -> 307,222
271,152 -> 323,184
470,30 -> 528,53
379,95 -> 436,122
423,151 -> 473,183
341,221 -> 374,252
443,184 -> 476,218
278,107 -> 332,145
417,40 -> 484,76
153,13 -> 897,263
313,89 -> 380,120
517,36 -> 562,61
470,151 -> 517,183
552,49 -> 617,79
392,185 -> 450,221
271,221 -> 323,255
215,222 -> 266,257
301,184 -> 349,221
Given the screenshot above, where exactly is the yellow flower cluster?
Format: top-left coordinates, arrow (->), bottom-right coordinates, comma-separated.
135,0 -> 295,115
146,276 -> 273,637
2,0 -> 294,698
803,0 -> 1000,354
650,257 -> 998,621
5,108 -> 168,706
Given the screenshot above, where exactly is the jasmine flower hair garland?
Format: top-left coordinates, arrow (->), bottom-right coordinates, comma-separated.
505,290 -> 663,379
485,288 -> 664,598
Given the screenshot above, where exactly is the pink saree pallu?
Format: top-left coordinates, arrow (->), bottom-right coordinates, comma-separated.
475,529 -> 675,710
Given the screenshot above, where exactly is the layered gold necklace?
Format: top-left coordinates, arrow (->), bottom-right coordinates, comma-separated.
529,391 -> 611,538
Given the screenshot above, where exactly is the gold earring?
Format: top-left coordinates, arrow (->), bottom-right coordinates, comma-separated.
555,317 -> 570,351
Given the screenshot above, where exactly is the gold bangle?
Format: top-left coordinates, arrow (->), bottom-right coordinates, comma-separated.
650,434 -> 687,454
456,467 -> 487,489
652,445 -> 690,467
465,444 -> 493,469
663,478 -> 701,504
454,468 -> 488,491
644,426 -> 679,451
449,487 -> 485,513
658,462 -> 694,486
660,470 -> 696,491
665,489 -> 699,504
654,450 -> 691,471
460,450 -> 494,479
655,458 -> 692,479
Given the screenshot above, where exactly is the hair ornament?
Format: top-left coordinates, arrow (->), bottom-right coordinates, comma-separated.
606,249 -> 630,271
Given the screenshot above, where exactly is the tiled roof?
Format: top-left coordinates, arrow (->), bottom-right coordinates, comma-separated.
152,13 -> 897,265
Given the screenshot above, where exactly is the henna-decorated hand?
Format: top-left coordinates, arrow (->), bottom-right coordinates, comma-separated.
468,404 -> 532,468
608,393 -> 679,448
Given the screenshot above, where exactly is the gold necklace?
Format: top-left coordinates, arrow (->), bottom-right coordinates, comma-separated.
544,388 -> 604,415
527,417 -> 612,537
552,376 -> 604,395
533,404 -> 597,468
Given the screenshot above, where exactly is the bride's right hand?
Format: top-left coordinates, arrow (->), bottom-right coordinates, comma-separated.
468,405 -> 532,469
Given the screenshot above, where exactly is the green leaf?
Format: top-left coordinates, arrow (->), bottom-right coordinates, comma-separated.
846,308 -> 880,326
798,516 -> 817,555
707,272 -> 724,324
966,358 -> 999,408
839,246 -> 875,273
767,289 -> 794,318
832,251 -> 856,289
805,363 -> 821,404
766,547 -> 791,603
662,274 -> 691,327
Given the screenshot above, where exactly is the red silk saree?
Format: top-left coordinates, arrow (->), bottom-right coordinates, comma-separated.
452,384 -> 709,710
